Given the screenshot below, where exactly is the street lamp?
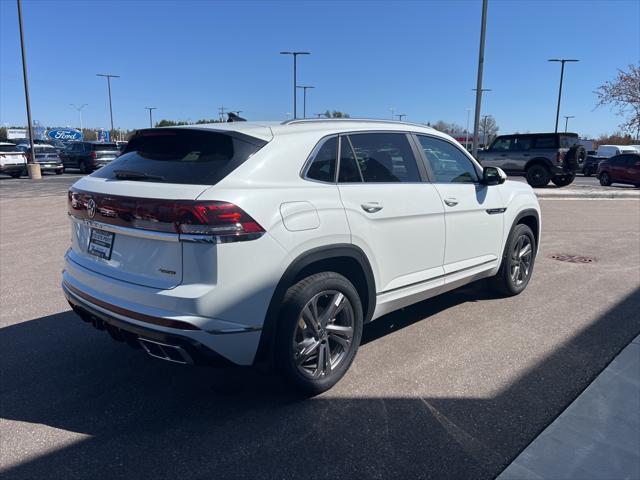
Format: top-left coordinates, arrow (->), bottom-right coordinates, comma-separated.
563,115 -> 575,132
465,108 -> 471,151
396,114 -> 407,121
481,114 -> 492,147
296,85 -> 314,118
145,107 -> 157,128
280,51 -> 310,119
70,103 -> 87,131
16,0 -> 40,179
96,73 -> 119,136
472,0 -> 489,159
548,59 -> 579,133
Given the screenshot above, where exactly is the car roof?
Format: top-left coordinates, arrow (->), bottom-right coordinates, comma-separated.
171,119 -> 440,142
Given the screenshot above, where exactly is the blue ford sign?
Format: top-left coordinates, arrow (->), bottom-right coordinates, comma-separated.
47,128 -> 83,142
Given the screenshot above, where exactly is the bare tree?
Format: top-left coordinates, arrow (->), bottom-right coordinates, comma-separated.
432,120 -> 464,135
479,116 -> 499,145
595,64 -> 640,137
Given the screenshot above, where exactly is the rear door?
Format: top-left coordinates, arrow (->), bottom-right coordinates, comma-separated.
336,132 -> 445,292
67,128 -> 268,289
415,134 -> 504,277
506,135 -> 533,171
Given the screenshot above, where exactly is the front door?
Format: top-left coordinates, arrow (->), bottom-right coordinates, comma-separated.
415,134 -> 505,277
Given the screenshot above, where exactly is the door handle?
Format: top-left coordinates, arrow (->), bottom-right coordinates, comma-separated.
361,202 -> 383,213
444,198 -> 459,207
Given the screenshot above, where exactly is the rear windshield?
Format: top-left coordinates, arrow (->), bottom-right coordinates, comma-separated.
0,145 -> 21,153
93,129 -> 267,185
92,143 -> 118,151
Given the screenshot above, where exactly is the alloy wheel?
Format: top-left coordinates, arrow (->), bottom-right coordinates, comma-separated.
510,235 -> 533,286
293,290 -> 355,379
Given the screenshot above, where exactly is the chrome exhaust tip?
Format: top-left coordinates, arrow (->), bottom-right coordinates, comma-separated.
138,338 -> 194,365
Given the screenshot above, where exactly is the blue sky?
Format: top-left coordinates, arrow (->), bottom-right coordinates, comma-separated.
0,0 -> 638,138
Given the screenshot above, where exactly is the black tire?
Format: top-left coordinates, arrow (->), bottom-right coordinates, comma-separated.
55,169 -> 63,175
551,172 -> 575,187
566,145 -> 587,170
583,169 -> 592,177
10,172 -> 21,178
79,161 -> 89,174
276,272 -> 363,395
489,223 -> 536,297
599,172 -> 612,186
525,164 -> 551,188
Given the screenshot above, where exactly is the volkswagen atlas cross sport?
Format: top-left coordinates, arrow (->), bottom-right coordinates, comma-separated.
63,119 -> 541,394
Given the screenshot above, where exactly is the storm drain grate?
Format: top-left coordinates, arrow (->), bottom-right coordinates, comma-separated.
550,254 -> 596,264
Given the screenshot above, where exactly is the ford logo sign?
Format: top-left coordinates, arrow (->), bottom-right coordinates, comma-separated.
46,128 -> 83,142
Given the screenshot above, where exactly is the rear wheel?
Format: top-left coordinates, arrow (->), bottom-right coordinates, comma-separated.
525,164 -> 551,188
490,223 -> 536,296
79,161 -> 89,174
10,172 -> 21,178
599,172 -> 612,186
276,272 -> 363,395
551,172 -> 575,187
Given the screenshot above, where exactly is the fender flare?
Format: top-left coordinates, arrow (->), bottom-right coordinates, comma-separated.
253,244 -> 376,366
524,157 -> 554,172
499,208 -> 541,267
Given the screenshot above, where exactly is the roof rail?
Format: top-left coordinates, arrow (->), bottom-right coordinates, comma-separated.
281,118 -> 434,130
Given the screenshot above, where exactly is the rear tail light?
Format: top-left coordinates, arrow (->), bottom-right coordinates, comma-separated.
556,151 -> 566,164
89,151 -> 97,159
68,189 -> 264,242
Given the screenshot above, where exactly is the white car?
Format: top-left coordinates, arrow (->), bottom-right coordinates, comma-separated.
0,142 -> 28,178
62,119 -> 540,393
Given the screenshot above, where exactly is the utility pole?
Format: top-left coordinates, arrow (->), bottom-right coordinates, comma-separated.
218,106 -> 227,122
17,0 -> 40,179
548,59 -> 579,133
390,107 -> 395,120
563,115 -> 575,132
280,51 -> 310,119
481,115 -> 491,147
465,108 -> 471,151
296,85 -> 314,118
472,0 -> 489,158
396,114 -> 407,121
145,107 -> 157,128
96,73 -> 119,137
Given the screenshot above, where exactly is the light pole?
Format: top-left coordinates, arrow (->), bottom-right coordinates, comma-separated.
548,59 -> 579,133
70,103 -> 87,131
145,107 -> 157,128
472,0 -> 489,158
296,85 -> 314,118
390,107 -> 395,120
396,114 -> 407,121
481,114 -> 491,147
563,115 -> 575,132
280,51 -> 310,119
96,73 -> 119,136
17,0 -> 40,179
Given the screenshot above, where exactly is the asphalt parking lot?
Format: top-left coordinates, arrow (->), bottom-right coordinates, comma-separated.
1,176 -> 639,479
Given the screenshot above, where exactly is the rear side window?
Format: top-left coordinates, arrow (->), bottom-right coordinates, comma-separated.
305,137 -> 337,182
342,133 -> 421,183
559,135 -> 578,148
512,136 -> 532,150
0,145 -> 20,153
490,137 -> 512,151
533,135 -> 557,149
93,129 -> 266,185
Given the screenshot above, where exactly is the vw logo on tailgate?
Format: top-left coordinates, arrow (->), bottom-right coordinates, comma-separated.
87,199 -> 97,219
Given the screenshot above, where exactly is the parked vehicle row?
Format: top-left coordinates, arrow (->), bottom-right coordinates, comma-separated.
583,144 -> 640,176
62,119 -> 541,394
59,142 -> 120,173
476,132 -> 586,188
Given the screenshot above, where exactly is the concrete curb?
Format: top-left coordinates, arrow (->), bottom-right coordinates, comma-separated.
536,188 -> 640,199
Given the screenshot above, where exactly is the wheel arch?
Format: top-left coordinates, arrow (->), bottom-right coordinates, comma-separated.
524,157 -> 553,172
253,244 -> 376,366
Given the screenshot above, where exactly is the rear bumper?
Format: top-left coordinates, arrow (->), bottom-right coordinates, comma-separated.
36,162 -> 63,172
62,275 -> 263,366
0,164 -> 26,174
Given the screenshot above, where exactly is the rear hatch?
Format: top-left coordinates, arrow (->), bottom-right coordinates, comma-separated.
0,145 -> 27,166
92,143 -> 120,165
33,147 -> 60,165
67,127 -> 268,289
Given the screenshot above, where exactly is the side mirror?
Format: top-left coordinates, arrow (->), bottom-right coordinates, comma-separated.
482,166 -> 507,185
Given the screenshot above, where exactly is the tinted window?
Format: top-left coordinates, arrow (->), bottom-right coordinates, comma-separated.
92,143 -> 118,151
609,155 -> 624,166
512,136 -> 532,150
305,137 -> 337,182
0,145 -> 20,153
533,135 -> 557,149
417,135 -> 479,183
93,129 -> 266,185
490,137 -> 512,151
559,135 -> 578,148
338,136 -> 363,182
346,133 -> 420,183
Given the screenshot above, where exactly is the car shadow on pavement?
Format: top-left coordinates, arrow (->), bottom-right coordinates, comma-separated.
1,286 -> 639,480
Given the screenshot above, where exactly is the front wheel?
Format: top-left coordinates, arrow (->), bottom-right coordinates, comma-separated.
551,172 -> 576,187
276,272 -> 363,395
525,164 -> 551,188
599,172 -> 612,186
489,223 -> 536,296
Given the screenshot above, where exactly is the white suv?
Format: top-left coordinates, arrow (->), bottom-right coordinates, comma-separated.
63,119 -> 540,393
